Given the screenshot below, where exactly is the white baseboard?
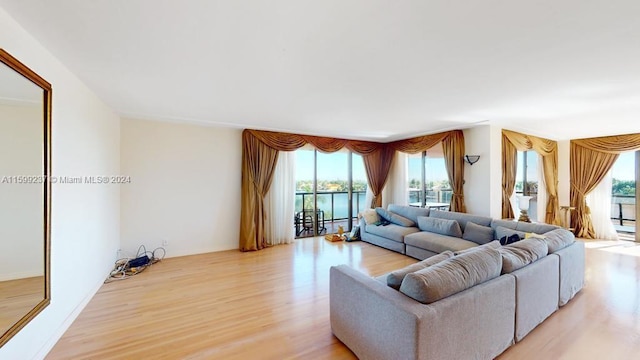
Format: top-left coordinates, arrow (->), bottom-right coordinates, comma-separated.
32,278 -> 105,359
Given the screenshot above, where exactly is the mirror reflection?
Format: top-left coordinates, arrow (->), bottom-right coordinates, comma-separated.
0,49 -> 50,347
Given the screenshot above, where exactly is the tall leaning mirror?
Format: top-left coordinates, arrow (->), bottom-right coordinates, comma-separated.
0,49 -> 51,347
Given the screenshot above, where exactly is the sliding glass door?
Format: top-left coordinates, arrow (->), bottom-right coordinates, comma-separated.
611,151 -> 637,241
294,148 -> 367,238
406,143 -> 450,209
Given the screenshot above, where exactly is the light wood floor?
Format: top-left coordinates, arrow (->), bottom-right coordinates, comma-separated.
0,276 -> 44,335
47,238 -> 640,360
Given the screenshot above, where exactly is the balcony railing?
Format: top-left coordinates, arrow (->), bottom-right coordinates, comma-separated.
408,188 -> 453,206
295,190 -> 367,223
611,194 -> 636,233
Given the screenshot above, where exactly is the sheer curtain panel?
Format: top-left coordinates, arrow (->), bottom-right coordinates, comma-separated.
586,171 -> 619,240
382,152 -> 409,208
264,151 -> 296,245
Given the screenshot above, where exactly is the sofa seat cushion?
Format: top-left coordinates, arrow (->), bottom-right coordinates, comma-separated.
542,228 -> 576,253
365,223 -> 419,243
462,222 -> 495,245
376,207 -> 416,227
429,210 -> 492,232
417,216 -> 463,237
499,238 -> 549,274
386,251 -> 455,290
388,204 -> 430,224
404,231 -> 478,254
399,245 -> 502,304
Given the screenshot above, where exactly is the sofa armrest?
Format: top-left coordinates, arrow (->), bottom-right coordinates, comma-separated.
330,265 -> 432,360
358,217 -> 366,231
555,240 -> 585,306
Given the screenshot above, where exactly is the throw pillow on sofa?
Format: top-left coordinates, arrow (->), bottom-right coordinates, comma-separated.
462,222 -> 495,245
399,246 -> 502,304
499,233 -> 522,246
417,216 -> 463,238
360,209 -> 380,225
386,251 -> 455,290
376,207 -> 416,227
499,237 -> 549,274
495,226 -> 526,242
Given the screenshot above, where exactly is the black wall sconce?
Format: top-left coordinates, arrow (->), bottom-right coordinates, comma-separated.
464,155 -> 480,165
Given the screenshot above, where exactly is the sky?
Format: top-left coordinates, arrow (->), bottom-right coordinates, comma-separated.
407,156 -> 448,181
612,151 -> 635,180
295,150 -> 367,181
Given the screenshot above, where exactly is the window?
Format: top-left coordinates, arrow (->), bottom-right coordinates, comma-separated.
610,151 -> 636,240
406,143 -> 450,209
515,151 -> 539,221
294,148 -> 368,238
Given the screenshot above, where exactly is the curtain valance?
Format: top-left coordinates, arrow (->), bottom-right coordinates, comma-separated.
572,133 -> 640,153
246,129 -> 383,154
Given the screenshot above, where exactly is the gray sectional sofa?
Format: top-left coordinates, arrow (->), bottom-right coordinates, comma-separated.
331,204 -> 585,360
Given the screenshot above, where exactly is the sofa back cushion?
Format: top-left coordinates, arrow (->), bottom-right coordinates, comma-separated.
490,219 -> 518,231
515,222 -> 560,234
399,246 -> 502,304
462,222 -> 495,245
376,207 -> 416,227
542,228 -> 576,253
499,238 -> 549,274
417,216 -> 463,238
386,251 -> 455,290
429,210 -> 492,232
388,204 -> 430,224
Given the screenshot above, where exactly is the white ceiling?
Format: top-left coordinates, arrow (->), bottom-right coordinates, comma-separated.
2,0 -> 640,141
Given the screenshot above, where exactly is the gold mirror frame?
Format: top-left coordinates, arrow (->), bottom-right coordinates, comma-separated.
0,49 -> 52,347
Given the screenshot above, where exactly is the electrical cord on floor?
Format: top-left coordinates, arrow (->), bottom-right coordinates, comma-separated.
104,245 -> 166,283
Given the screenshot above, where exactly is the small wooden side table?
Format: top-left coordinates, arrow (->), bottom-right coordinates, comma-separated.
559,206 -> 575,231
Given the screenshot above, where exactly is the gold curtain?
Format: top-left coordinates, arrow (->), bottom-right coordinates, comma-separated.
502,130 -> 560,224
363,146 -> 396,207
442,130 -> 467,212
502,134 -> 517,219
569,133 -> 640,238
389,132 -> 450,154
239,131 -> 280,251
240,128 -> 467,251
575,134 -> 640,153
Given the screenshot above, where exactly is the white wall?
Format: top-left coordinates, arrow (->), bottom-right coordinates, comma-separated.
463,125 -> 502,218
557,140 -> 571,207
0,104 -> 43,280
0,6 -> 121,359
120,118 -> 241,257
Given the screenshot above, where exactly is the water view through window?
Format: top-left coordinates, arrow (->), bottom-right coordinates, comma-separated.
294,149 -> 368,237
407,147 -> 451,207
